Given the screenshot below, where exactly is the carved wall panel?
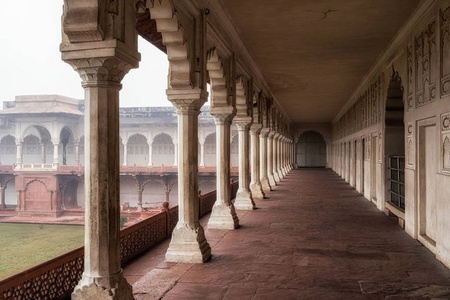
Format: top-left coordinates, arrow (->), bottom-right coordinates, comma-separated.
415,19 -> 437,107
407,40 -> 414,110
441,3 -> 450,97
441,112 -> 450,173
378,131 -> 382,163
407,122 -> 415,168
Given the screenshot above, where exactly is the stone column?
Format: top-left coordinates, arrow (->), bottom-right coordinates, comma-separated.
173,142 -> 178,166
273,134 -> 280,182
123,142 -> 128,166
208,110 -> 239,230
282,138 -> 287,176
52,139 -> 60,166
250,124 -> 264,199
277,136 -> 284,179
259,129 -> 271,192
63,57 -> 138,299
137,187 -> 143,212
165,89 -> 211,263
267,132 -> 276,187
74,142 -> 80,165
148,143 -> 153,166
199,138 -> 205,166
41,143 -> 46,164
0,186 -> 6,210
15,140 -> 22,168
234,119 -> 255,210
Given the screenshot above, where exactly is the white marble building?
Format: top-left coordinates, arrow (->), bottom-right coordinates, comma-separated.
0,95 -> 239,207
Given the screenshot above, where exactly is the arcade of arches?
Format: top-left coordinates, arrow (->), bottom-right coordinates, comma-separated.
6,0 -> 450,298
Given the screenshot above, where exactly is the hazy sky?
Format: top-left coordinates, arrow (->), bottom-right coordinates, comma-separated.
0,1 -> 172,108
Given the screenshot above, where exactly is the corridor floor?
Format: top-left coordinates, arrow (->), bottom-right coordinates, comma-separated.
128,169 -> 450,299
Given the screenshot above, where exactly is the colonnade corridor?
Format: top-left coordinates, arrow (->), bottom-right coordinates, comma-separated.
125,169 -> 450,299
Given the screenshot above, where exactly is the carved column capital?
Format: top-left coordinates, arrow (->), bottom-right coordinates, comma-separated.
250,124 -> 263,135
260,128 -> 270,138
167,88 -> 207,113
210,106 -> 236,125
65,57 -> 136,86
234,117 -> 252,131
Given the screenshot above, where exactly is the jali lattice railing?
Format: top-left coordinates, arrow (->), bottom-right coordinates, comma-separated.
0,180 -> 238,300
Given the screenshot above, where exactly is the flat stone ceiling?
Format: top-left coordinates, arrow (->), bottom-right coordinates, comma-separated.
219,0 -> 421,124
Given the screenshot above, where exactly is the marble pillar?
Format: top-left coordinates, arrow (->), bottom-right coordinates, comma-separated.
123,142 -> 128,166
74,142 -> 80,165
52,140 -> 59,166
259,129 -> 271,192
66,59 -> 135,300
15,140 -> 22,168
273,134 -> 280,182
250,124 -> 265,199
199,139 -> 205,167
165,89 -> 211,263
234,118 -> 255,210
277,136 -> 284,179
208,110 -> 239,230
267,132 -> 276,187
148,143 -> 153,166
0,186 -> 6,210
173,143 -> 178,166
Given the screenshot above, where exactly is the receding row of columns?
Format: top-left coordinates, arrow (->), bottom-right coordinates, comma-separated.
61,1 -> 294,298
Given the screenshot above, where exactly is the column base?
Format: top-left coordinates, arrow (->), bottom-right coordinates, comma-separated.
208,203 -> 239,230
268,174 -> 276,187
260,177 -> 272,193
250,183 -> 265,200
277,170 -> 284,180
165,222 -> 211,263
274,171 -> 280,183
72,270 -> 133,300
234,189 -> 255,210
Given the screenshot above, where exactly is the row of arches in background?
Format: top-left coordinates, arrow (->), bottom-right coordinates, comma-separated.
0,126 -> 240,166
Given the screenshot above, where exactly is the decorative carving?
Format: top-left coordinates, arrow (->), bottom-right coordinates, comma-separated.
441,3 -> 450,97
443,116 -> 450,130
67,57 -> 135,84
407,137 -> 414,167
416,20 -> 437,107
444,136 -> 450,170
407,41 -> 414,98
442,113 -> 450,173
407,124 -> 413,136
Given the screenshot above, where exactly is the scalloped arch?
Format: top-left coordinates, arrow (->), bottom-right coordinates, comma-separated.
146,0 -> 192,89
152,132 -> 175,145
25,179 -> 49,192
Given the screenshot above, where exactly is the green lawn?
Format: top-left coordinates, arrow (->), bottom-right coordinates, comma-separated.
0,223 -> 84,280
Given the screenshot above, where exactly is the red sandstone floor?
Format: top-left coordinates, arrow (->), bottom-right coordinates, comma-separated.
125,169 -> 450,299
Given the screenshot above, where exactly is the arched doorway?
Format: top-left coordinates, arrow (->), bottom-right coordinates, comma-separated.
230,134 -> 238,166
60,127 -> 76,165
23,135 -> 41,164
152,133 -> 174,166
384,69 -> 405,211
22,125 -> 52,165
296,131 -> 326,167
0,135 -> 17,165
128,134 -> 149,166
203,132 -> 216,166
